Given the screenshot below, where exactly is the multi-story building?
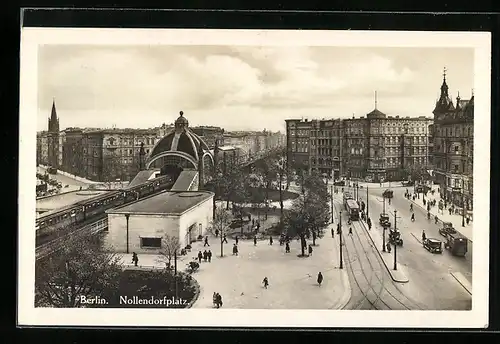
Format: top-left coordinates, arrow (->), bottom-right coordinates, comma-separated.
191,126 -> 224,149
285,101 -> 433,182
224,130 -> 285,159
81,128 -> 163,182
432,72 -> 474,211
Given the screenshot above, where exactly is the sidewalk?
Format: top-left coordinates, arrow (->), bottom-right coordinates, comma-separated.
191,232 -> 350,309
409,185 -> 473,242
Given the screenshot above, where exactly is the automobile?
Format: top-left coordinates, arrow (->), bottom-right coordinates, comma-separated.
334,180 -> 346,186
439,222 -> 457,237
423,238 -> 443,254
379,213 -> 389,224
389,229 -> 403,246
382,189 -> 394,198
365,176 -> 373,182
401,180 -> 414,186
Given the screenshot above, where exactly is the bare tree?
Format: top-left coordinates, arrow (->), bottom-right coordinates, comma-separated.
35,233 -> 123,308
156,235 -> 181,272
210,207 -> 232,257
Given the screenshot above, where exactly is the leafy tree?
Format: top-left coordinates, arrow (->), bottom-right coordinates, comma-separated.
284,172 -> 330,254
35,233 -> 123,308
210,207 -> 232,257
156,235 -> 181,272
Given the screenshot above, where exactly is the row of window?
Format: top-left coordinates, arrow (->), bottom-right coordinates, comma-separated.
435,126 -> 472,138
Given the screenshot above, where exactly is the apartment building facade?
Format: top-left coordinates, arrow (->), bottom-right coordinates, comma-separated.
286,108 -> 433,182
432,74 -> 474,211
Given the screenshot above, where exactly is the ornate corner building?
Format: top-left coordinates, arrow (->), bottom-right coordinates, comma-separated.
432,73 -> 474,212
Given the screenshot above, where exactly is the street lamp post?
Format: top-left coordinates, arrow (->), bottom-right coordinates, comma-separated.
462,177 -> 466,227
366,186 -> 369,219
125,213 -> 130,254
393,210 -> 398,270
339,211 -> 343,269
330,185 -> 334,224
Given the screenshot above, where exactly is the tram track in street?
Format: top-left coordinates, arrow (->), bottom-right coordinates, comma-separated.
334,199 -> 424,310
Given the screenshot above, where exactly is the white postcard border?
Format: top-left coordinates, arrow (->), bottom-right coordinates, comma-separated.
18,28 -> 491,328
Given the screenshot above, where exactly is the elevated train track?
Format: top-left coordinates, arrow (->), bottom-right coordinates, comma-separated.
35,174 -> 174,261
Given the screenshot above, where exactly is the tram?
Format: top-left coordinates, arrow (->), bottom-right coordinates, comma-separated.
345,199 -> 360,221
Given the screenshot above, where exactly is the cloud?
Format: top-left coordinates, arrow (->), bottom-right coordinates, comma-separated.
37,45 -> 473,132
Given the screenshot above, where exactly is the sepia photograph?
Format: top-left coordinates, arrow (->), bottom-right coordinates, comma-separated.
18,28 -> 491,328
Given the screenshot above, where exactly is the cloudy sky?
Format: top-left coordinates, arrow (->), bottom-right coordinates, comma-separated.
37,45 -> 473,132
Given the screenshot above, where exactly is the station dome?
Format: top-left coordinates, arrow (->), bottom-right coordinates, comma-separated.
148,111 -> 210,165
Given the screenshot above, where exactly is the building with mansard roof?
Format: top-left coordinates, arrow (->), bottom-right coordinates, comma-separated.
285,92 -> 433,182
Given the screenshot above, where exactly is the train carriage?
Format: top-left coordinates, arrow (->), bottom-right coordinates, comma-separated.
35,174 -> 174,245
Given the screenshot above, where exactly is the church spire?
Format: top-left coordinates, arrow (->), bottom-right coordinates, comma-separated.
48,98 -> 59,133
374,91 -> 378,109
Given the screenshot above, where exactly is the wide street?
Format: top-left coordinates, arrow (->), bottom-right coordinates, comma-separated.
37,165 -> 92,190
336,183 -> 472,310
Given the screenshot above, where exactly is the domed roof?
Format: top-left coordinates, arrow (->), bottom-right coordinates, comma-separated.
367,108 -> 386,119
149,111 -> 210,162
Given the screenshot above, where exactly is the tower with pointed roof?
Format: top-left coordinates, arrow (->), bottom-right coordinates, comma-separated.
431,68 -> 474,213
47,99 -> 60,168
48,99 -> 60,133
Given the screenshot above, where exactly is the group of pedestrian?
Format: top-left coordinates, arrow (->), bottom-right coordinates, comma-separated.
197,250 -> 212,263
213,292 -> 223,308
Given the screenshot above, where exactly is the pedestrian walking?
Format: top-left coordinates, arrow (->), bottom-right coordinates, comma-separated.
216,293 -> 223,308
222,234 -> 228,243
269,236 -> 273,245
203,250 -> 208,262
308,244 -> 313,256
317,272 -> 323,287
466,217 -> 470,225
422,230 -> 426,242
197,251 -> 203,263
235,235 -> 239,245
348,227 -> 353,236
252,219 -> 255,226
285,242 -> 290,253
254,236 -> 257,246
208,250 -> 212,262
132,252 -> 138,267
213,292 -> 217,308
215,229 -> 219,238
232,244 -> 238,256
263,277 -> 269,289
331,227 -> 334,238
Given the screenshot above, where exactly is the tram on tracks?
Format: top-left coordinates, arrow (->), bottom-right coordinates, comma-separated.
345,199 -> 360,221
35,175 -> 174,244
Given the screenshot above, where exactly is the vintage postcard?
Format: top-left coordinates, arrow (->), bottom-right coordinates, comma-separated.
18,28 -> 491,328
